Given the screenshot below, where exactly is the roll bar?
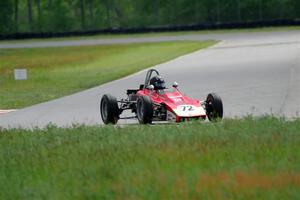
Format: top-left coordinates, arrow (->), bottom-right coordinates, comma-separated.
143,69 -> 160,89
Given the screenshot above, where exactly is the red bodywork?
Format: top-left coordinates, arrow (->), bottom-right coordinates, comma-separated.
137,88 -> 206,122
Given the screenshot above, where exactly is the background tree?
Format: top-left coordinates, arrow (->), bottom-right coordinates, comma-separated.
79,0 -> 85,29
27,0 -> 33,32
0,0 -> 299,34
14,0 -> 19,32
35,0 -> 42,31
0,0 -> 13,33
87,0 -> 94,29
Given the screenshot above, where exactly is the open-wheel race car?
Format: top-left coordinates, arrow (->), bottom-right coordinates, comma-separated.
100,69 -> 223,124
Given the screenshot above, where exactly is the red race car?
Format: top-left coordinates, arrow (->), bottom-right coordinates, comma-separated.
100,69 -> 223,124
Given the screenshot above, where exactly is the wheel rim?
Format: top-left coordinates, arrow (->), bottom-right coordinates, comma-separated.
206,97 -> 215,119
101,100 -> 108,120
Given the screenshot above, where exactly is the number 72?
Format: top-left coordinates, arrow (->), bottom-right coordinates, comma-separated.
180,105 -> 194,111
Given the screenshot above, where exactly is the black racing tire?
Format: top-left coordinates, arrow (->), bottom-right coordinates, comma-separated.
100,94 -> 120,124
206,93 -> 223,121
136,96 -> 153,124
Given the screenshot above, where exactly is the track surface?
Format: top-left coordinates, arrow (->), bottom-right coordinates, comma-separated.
0,31 -> 299,128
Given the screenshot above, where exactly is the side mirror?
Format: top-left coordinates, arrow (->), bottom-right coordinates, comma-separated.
172,82 -> 178,88
147,85 -> 154,90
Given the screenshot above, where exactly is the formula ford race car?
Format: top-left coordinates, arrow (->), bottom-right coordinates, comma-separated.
100,69 -> 223,124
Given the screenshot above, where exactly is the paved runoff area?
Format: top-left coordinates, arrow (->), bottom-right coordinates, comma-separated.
0,30 -> 299,128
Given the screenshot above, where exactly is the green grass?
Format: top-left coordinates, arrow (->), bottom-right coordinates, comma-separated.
1,117 -> 300,199
0,40 -> 215,109
0,26 -> 299,44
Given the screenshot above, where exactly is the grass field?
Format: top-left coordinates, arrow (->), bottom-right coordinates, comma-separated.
0,26 -> 299,44
0,40 -> 215,109
1,117 -> 299,199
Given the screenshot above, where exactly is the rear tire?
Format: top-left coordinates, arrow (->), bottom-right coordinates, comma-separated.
136,96 -> 153,124
206,93 -> 223,121
100,94 -> 119,124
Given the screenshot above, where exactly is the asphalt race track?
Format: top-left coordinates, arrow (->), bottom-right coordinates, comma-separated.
0,31 -> 299,128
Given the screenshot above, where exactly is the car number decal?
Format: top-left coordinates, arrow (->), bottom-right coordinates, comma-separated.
179,105 -> 195,112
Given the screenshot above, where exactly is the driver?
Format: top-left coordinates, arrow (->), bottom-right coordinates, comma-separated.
150,76 -> 166,90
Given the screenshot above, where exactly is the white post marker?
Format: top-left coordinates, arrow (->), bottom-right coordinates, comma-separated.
14,69 -> 27,80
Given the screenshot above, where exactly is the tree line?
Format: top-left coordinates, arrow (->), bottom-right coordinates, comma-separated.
0,0 -> 299,34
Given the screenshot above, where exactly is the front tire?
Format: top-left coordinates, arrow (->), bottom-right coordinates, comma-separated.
100,94 -> 120,124
206,93 -> 223,121
136,96 -> 153,124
